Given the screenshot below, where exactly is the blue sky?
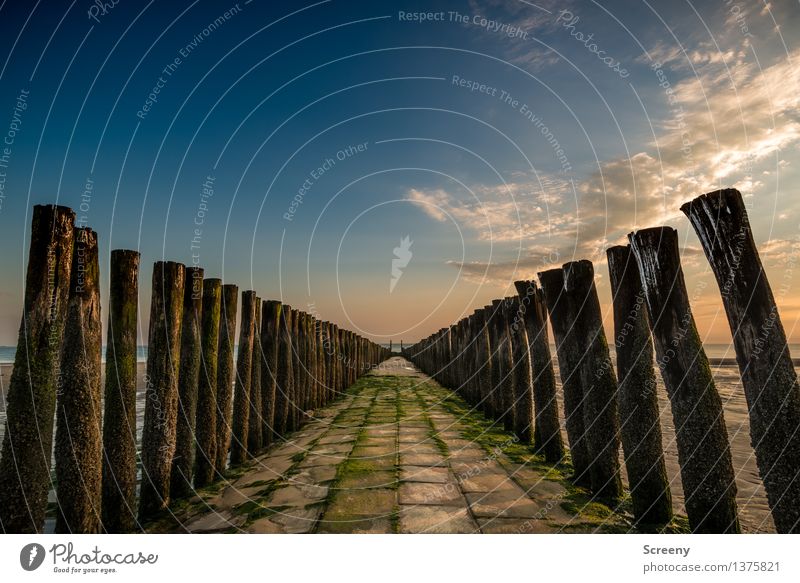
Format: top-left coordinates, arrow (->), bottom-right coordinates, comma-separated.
0,0 -> 798,344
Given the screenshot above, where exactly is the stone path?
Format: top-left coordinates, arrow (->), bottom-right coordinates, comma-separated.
157,357 -> 638,534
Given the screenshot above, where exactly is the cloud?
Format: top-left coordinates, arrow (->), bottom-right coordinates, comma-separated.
407,43 -> 800,285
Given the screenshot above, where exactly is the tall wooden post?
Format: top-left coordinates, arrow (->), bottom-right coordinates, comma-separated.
507,296 -> 534,443
0,205 -> 75,533
138,261 -> 185,522
273,305 -> 294,436
170,267 -> 204,499
231,291 -> 256,465
607,246 -> 672,524
193,278 -> 221,488
260,301 -> 281,446
629,226 -> 740,533
563,260 -> 622,502
683,188 -> 800,533
248,298 -> 263,455
214,284 -> 238,475
101,249 -> 140,532
55,227 -> 102,533
514,280 -> 564,462
539,268 -> 590,485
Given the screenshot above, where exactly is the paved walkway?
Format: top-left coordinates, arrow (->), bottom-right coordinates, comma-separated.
160,357 -> 634,534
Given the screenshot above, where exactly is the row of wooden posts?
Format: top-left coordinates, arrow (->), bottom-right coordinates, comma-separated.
404,189 -> 800,534
0,204 -> 390,533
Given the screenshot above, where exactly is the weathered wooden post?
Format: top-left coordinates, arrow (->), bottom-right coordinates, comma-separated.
231,290 -> 256,465
682,188 -> 800,533
214,284 -> 238,475
170,266 -> 204,499
55,227 -> 102,533
0,205 -> 75,533
507,296 -> 534,443
563,260 -> 622,501
514,280 -> 564,462
606,246 -> 672,524
138,261 -> 185,522
101,249 -> 140,533
248,298 -> 263,455
629,226 -> 740,533
193,278 -> 221,488
289,309 -> 301,430
538,268 -> 590,486
473,311 -> 492,414
259,301 -> 280,445
273,305 -> 294,436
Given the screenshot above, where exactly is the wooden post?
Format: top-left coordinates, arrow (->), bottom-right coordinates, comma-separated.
514,280 -> 564,462
170,266 -> 204,499
260,301 -> 281,446
214,284 -> 238,475
629,226 -> 740,533
473,311 -> 492,414
231,290 -> 256,465
506,296 -> 534,443
682,188 -> 800,533
0,205 -> 75,533
193,278 -> 221,488
538,268 -> 590,486
101,249 -> 140,532
55,227 -> 102,533
138,261 -> 185,522
606,246 -> 672,524
273,306 -> 294,436
248,298 -> 263,455
289,309 -> 301,430
563,260 -> 623,502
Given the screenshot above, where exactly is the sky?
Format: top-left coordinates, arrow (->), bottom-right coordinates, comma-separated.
0,0 -> 798,346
